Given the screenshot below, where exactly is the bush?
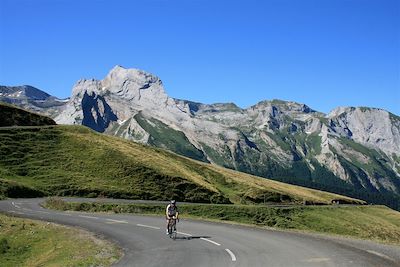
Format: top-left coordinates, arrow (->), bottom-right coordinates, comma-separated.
45,197 -> 68,210
210,194 -> 231,204
0,238 -> 10,254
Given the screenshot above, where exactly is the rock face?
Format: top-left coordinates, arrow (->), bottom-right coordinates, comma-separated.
328,107 -> 400,156
3,66 -> 400,208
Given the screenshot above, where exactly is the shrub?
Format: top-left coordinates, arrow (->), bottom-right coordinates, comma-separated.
0,238 -> 10,254
45,197 -> 68,210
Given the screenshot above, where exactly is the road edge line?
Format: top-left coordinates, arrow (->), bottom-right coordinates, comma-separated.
366,250 -> 395,262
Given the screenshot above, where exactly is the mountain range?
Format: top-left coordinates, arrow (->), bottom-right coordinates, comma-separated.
1,65 -> 399,209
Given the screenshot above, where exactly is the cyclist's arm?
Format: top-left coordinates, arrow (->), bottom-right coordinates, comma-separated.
166,205 -> 170,219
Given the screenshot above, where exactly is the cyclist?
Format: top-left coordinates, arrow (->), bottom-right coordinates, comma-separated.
166,200 -> 179,234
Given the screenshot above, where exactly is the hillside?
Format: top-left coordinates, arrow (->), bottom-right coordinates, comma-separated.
0,102 -> 56,127
0,125 -> 364,205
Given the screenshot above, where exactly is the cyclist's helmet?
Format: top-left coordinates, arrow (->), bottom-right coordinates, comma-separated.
170,200 -> 176,205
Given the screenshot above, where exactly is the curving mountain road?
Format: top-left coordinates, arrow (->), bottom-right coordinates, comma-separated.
1,198 -> 399,267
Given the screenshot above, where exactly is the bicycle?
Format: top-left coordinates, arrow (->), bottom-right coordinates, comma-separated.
167,216 -> 178,240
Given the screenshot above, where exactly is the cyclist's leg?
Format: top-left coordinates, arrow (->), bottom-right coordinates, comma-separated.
166,217 -> 170,234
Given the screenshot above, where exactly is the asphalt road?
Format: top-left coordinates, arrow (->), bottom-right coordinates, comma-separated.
1,198 -> 399,267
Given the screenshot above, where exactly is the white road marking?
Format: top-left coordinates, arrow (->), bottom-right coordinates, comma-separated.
136,224 -> 160,230
9,210 -> 25,215
225,249 -> 237,262
36,210 -> 50,214
78,215 -> 99,219
366,250 -> 395,262
105,219 -> 128,224
11,202 -> 21,209
303,258 -> 330,263
177,231 -> 192,236
200,238 -> 221,246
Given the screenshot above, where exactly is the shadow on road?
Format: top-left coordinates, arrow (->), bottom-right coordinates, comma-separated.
173,235 -> 211,241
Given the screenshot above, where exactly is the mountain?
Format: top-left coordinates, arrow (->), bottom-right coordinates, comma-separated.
2,66 -> 399,209
0,102 -> 56,127
0,85 -> 68,117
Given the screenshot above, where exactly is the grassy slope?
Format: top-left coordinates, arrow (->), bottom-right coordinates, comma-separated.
0,102 -> 56,127
0,179 -> 44,199
46,199 -> 400,245
0,125 -> 363,205
134,112 -> 208,162
0,213 -> 121,267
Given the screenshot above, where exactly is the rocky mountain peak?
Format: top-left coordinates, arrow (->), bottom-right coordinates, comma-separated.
0,85 -> 50,100
328,106 -> 400,156
0,85 -> 66,118
22,85 -> 51,100
72,79 -> 101,97
58,66 -> 172,127
249,99 -> 315,114
328,106 -> 351,118
70,66 -> 166,102
102,65 -> 162,89
101,66 -> 167,104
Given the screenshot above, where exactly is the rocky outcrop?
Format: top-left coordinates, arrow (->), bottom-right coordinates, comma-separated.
328,107 -> 400,156
81,92 -> 118,133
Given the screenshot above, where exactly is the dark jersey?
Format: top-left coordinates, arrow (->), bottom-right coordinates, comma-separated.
166,204 -> 178,217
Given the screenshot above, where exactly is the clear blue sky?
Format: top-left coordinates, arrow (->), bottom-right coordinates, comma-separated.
0,0 -> 399,115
